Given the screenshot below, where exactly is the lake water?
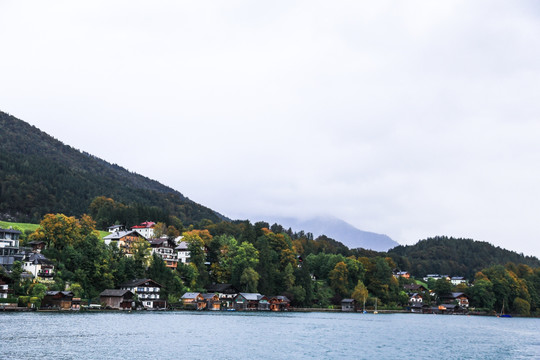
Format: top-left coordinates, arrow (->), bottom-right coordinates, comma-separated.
1,311 -> 539,359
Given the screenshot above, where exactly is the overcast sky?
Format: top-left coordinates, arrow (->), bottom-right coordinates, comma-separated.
1,1 -> 540,256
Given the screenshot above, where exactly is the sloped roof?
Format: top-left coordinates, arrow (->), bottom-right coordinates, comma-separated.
403,284 -> 426,291
103,230 -> 143,241
119,278 -> 162,288
132,221 -> 155,229
175,241 -> 189,251
148,238 -> 169,246
273,295 -> 290,302
0,228 -> 21,235
28,240 -> 46,245
341,298 -> 355,303
202,293 -> 219,300
45,291 -> 74,297
26,252 -> 52,265
100,289 -> 132,297
238,293 -> 263,301
181,292 -> 201,299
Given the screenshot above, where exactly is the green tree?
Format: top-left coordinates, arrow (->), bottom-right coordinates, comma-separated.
231,242 -> 259,288
329,261 -> 349,297
69,283 -> 84,298
351,280 -> 369,311
30,213 -> 81,250
433,279 -> 453,296
28,283 -> 48,299
240,267 -> 259,292
283,263 -> 295,290
286,285 -> 306,307
513,297 -> 530,316
10,261 -> 24,295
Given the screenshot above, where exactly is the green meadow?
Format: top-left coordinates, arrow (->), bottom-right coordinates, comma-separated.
0,220 -> 108,239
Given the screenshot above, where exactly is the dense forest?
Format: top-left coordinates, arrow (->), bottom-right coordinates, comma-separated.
0,111 -> 225,225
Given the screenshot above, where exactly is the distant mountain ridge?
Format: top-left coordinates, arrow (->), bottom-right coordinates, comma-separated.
265,215 -> 399,251
0,111 -> 227,225
388,236 -> 540,279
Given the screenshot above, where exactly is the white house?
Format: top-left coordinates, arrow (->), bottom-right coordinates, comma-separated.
23,252 -> 54,278
107,225 -> 125,233
175,241 -> 191,264
119,278 -> 165,309
450,276 -> 467,286
0,228 -> 20,249
423,274 -> 450,282
131,221 -> 155,239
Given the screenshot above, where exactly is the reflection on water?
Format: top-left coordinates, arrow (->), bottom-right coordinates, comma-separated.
1,312 -> 539,359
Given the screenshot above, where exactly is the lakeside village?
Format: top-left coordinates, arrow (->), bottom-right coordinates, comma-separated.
1,223 -> 473,314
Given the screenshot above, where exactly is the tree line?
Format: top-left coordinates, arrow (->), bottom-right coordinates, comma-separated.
3,210 -> 540,315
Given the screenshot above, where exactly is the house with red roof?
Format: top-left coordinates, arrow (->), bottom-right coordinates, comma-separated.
131,221 -> 156,239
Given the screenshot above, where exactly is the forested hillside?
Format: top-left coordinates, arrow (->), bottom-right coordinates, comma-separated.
388,236 -> 540,279
0,111 -> 225,225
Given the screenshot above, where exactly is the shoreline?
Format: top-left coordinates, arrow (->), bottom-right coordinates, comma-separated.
2,306 -> 532,318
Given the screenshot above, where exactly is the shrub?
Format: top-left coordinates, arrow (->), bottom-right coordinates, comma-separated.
513,297 -> 530,316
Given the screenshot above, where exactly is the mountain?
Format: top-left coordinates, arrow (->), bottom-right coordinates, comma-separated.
264,215 -> 399,252
0,111 -> 227,226
388,236 -> 540,279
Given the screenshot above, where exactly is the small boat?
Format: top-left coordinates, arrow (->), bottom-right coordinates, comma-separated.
373,298 -> 378,314
498,300 -> 512,318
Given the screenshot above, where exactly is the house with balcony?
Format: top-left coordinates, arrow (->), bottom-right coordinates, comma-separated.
149,238 -> 178,269
119,278 -> 166,309
103,230 -> 146,256
175,241 -> 191,264
23,252 -> 54,279
0,228 -> 23,271
0,227 -> 21,249
439,292 -> 470,308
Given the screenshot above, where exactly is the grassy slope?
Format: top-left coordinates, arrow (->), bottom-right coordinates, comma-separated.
0,220 -> 39,233
0,220 -> 108,239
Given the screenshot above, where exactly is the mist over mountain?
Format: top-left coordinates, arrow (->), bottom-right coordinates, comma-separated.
264,215 -> 399,252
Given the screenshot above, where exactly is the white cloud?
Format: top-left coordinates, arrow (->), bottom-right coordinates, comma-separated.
1,1 -> 539,256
